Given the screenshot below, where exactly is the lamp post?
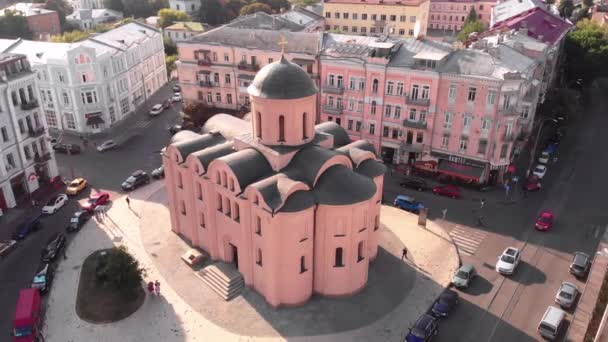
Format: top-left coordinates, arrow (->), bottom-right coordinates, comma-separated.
525,117 -> 562,177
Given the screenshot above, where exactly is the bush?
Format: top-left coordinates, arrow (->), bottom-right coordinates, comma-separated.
96,246 -> 144,291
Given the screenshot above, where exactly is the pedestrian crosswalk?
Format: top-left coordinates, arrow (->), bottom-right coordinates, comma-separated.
448,226 -> 487,257
133,120 -> 152,130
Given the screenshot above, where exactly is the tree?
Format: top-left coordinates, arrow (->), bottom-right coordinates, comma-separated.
98,246 -> 144,291
182,102 -> 217,126
225,0 -> 246,17
158,8 -> 191,28
240,2 -> 272,15
465,7 -> 478,24
583,0 -> 593,7
565,19 -> 608,83
257,0 -> 289,12
292,0 -> 317,6
166,55 -> 177,77
559,0 -> 574,18
51,29 -> 90,42
0,10 -> 33,39
122,0 -> 153,18
457,20 -> 485,42
163,36 -> 177,55
44,0 -> 72,29
199,0 -> 233,26
103,0 -> 124,13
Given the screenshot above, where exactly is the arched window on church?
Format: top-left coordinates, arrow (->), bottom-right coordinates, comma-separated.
279,115 -> 285,142
255,112 -> 262,139
302,112 -> 308,140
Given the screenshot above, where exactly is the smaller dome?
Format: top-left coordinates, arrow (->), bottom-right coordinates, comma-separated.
247,56 -> 317,100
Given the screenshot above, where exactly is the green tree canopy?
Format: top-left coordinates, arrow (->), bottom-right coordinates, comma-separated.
51,29 -> 91,42
257,0 -> 289,12
157,8 -> 191,28
583,0 -> 593,7
44,0 -> 72,29
98,246 -> 144,291
165,54 -> 177,77
225,0 -> 246,17
163,36 -> 177,55
0,10 -> 33,39
465,7 -> 478,24
292,0 -> 317,6
103,0 -> 124,13
240,2 -> 272,15
199,0 -> 233,26
457,20 -> 485,42
565,19 -> 608,83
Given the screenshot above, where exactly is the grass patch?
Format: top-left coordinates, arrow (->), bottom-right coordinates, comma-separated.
76,249 -> 145,324
584,271 -> 608,342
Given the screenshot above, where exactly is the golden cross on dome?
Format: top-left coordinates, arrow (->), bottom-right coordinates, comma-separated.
278,35 -> 288,55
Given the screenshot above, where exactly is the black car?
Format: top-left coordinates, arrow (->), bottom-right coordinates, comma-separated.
168,125 -> 182,135
31,263 -> 54,293
431,289 -> 459,317
121,170 -> 150,191
41,233 -> 66,262
53,143 -> 81,154
400,177 -> 429,191
151,165 -> 165,179
405,314 -> 439,342
66,211 -> 92,232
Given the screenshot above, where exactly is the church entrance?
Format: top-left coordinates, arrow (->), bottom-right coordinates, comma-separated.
229,243 -> 239,269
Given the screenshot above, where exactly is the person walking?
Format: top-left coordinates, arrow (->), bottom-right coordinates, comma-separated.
147,281 -> 155,296
401,247 -> 408,260
442,208 -> 448,220
126,196 -> 131,208
154,280 -> 161,296
480,198 -> 486,209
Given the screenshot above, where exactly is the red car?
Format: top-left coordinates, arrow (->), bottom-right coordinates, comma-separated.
432,185 -> 461,199
81,192 -> 110,212
535,211 -> 554,231
524,174 -> 541,192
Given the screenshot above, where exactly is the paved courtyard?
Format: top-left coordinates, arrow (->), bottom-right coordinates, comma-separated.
42,181 -> 459,342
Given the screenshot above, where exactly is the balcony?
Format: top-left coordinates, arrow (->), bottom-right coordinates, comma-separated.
20,100 -> 39,111
402,120 -> 427,130
34,152 -> 52,163
28,126 -> 45,138
323,104 -> 343,115
237,62 -> 260,72
199,80 -> 219,88
406,96 -> 430,106
323,83 -> 344,95
197,58 -> 212,66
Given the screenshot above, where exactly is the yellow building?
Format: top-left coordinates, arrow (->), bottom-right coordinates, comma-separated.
322,0 -> 430,38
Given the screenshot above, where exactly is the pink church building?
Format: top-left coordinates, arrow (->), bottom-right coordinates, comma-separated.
164,56 -> 386,307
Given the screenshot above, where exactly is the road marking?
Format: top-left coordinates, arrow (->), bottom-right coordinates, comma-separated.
449,226 -> 487,256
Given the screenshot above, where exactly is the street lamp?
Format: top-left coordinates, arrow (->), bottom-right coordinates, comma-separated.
525,117 -> 563,177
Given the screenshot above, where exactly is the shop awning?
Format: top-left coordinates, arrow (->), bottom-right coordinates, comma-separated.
238,74 -> 255,80
437,159 -> 484,181
86,115 -> 105,125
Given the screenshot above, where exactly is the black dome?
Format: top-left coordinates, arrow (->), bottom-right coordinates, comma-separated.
247,56 -> 318,100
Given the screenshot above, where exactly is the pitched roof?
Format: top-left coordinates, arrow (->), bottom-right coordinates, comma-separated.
315,121 -> 351,147
218,148 -> 273,189
314,165 -> 377,205
492,0 -> 547,26
226,11 -> 304,31
493,8 -> 572,45
389,38 -> 453,68
165,21 -> 206,32
439,45 -> 535,80
1,3 -> 55,16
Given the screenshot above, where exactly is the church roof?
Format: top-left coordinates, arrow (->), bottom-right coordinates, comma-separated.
248,56 -> 318,100
171,131 -> 226,160
315,121 -> 351,147
218,149 -> 273,189
314,165 -> 377,205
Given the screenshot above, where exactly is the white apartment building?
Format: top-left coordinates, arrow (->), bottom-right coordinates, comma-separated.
0,22 -> 167,134
0,53 -> 59,213
169,0 -> 200,15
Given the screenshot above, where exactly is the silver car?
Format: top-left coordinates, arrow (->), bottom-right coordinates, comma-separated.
452,264 -> 476,288
555,281 -> 579,308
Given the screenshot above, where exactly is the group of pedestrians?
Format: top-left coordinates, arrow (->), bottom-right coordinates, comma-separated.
147,280 -> 161,296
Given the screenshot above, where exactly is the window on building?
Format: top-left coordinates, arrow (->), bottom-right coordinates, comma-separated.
353,13 -> 358,19
348,119 -> 353,130
419,110 -> 427,122
384,104 -> 392,117
361,27 -> 367,34
217,194 -> 223,212
463,116 -> 472,131
300,256 -> 307,273
325,11 -> 330,18
334,247 -> 344,267
380,14 -> 386,21
487,90 -> 497,105
6,153 -> 15,168
444,112 -> 452,128
372,79 -> 379,93
224,197 -> 231,216
65,112 -> 76,130
80,91 -> 98,104
477,140 -> 487,154
233,202 -> 240,222
362,13 -> 367,20
224,53 -> 229,62
356,121 -> 362,132
409,108 -> 417,121
459,138 -> 468,153
370,101 -> 376,114
500,143 -> 509,158
45,110 -> 57,127
370,27 -> 376,33
177,172 -> 183,188
421,85 -> 430,99
342,25 -> 348,32
180,200 -> 186,215
383,126 -> 389,137
371,14 -> 377,20
411,85 -> 419,99
357,241 -> 365,262
255,216 -> 262,235
197,182 -> 203,201
442,134 -> 449,148
227,94 -> 232,104
225,74 -> 231,84
468,87 -> 477,102
343,12 -> 349,19
216,93 -> 221,102
348,98 -> 355,111
394,106 -> 401,119
502,94 -> 512,110
416,132 -> 424,143
369,123 -> 375,135
0,126 -> 8,142
256,249 -> 263,266
482,119 -> 491,132
521,106 -> 530,119
389,14 -> 396,21
207,92 -> 213,103
386,81 -> 394,94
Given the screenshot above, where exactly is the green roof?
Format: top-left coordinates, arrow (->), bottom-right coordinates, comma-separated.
165,21 -> 205,32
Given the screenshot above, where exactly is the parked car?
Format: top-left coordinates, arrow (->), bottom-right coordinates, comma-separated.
431,289 -> 459,317
524,174 -> 541,192
538,306 -> 566,340
162,99 -> 171,109
30,263 -> 54,294
12,215 -> 42,240
168,125 -> 182,135
533,164 -> 547,179
97,140 -> 117,152
41,194 -> 68,214
171,93 -> 182,102
66,211 -> 92,232
11,289 -> 42,342
555,282 -> 579,309
451,264 -> 476,289
569,252 -> 591,278
172,84 -> 181,92
539,151 -> 551,164
535,211 -> 554,231
0,239 -> 17,258
400,177 -> 429,191
149,104 -> 164,116
121,170 -> 150,191
151,165 -> 165,179
496,247 -> 521,275
81,192 -> 110,212
393,195 -> 424,214
432,185 -> 461,199
66,178 -> 88,195
405,314 -> 439,342
40,233 -> 66,263
53,143 -> 81,154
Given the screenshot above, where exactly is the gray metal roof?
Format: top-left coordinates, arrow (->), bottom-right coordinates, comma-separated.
280,190 -> 316,212
171,132 -> 226,160
202,113 -> 250,139
248,55 -> 318,100
191,141 -> 234,169
187,27 -> 320,55
314,121 -> 351,147
439,46 -> 535,79
355,159 -> 387,178
314,165 -> 377,205
217,148 -> 273,189
336,140 -> 377,155
389,38 -> 454,68
283,145 -> 345,186
226,12 -> 305,31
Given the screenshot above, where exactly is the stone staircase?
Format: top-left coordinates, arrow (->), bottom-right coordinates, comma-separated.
196,262 -> 244,300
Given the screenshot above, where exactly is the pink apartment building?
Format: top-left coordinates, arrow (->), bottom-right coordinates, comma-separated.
176,27 -> 321,114
164,56 -> 385,307
428,0 -> 496,31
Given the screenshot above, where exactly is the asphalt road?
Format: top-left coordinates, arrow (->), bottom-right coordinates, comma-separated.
0,84 -> 182,336
388,84 -> 606,342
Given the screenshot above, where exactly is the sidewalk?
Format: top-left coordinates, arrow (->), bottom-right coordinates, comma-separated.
42,182 -> 459,342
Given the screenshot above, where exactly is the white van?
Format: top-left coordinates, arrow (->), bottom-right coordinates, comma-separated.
538,306 -> 566,340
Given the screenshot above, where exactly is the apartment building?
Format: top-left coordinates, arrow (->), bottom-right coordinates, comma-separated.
0,54 -> 59,212
322,0 -> 430,38
164,22 -> 208,43
428,0 -> 496,31
169,0 -> 200,15
0,3 -> 60,39
176,27 -> 321,113
0,22 -> 167,135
